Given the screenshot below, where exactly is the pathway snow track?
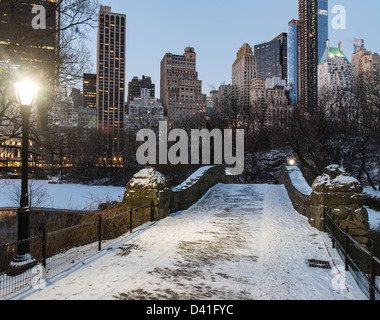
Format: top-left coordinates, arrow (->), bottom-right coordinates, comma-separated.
12,184 -> 366,300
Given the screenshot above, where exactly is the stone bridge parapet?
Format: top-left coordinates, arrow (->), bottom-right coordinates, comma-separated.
280,164 -> 371,245
123,166 -> 231,219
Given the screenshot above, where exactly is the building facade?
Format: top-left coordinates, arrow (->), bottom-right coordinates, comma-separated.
317,0 -> 329,63
160,47 -> 207,129
96,6 -> 126,164
318,41 -> 352,91
255,33 -> 288,83
0,138 -> 41,171
78,107 -> 97,136
287,19 -> 298,104
83,73 -> 97,109
217,84 -> 238,103
266,77 -> 287,90
49,87 -> 78,128
298,0 -> 329,112
351,47 -> 380,91
126,88 -> 165,132
232,43 -> 257,106
352,39 -> 365,55
209,89 -> 219,104
351,47 -> 380,128
250,78 -> 289,106
127,75 -> 155,105
318,41 -> 354,120
250,78 -> 292,129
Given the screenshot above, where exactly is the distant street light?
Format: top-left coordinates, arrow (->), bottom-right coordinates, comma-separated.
287,158 -> 297,166
9,80 -> 38,274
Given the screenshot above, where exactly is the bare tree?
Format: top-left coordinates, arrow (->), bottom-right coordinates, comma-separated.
280,81 -> 380,188
9,179 -> 50,208
210,95 -> 246,131
356,71 -> 380,134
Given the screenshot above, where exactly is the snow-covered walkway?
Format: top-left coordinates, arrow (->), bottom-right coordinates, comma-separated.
12,184 -> 366,300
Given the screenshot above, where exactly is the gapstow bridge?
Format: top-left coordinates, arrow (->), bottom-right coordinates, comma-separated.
3,165 -> 379,300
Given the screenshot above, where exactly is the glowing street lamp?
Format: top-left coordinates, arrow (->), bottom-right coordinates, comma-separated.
9,80 -> 38,274
15,80 -> 38,107
287,158 -> 297,166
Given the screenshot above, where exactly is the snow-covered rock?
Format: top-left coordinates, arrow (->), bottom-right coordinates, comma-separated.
312,165 -> 363,193
123,167 -> 169,207
310,165 -> 371,245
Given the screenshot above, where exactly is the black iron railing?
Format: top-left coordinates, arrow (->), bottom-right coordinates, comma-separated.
323,207 -> 380,300
0,201 -> 157,298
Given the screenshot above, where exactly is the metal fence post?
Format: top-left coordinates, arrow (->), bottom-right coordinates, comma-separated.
369,243 -> 376,301
98,215 -> 102,251
41,224 -> 47,270
332,215 -> 335,249
130,207 -> 133,233
344,227 -> 349,271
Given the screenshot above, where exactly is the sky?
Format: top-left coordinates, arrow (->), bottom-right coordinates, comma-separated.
85,0 -> 380,97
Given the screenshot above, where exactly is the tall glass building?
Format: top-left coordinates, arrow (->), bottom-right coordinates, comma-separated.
287,20 -> 298,104
254,33 -> 287,82
298,0 -> 328,112
318,0 -> 329,63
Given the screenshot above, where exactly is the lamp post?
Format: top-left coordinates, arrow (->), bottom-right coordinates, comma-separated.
10,80 -> 38,272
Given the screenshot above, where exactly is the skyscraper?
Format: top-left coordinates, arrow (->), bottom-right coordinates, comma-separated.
288,20 -> 298,104
96,6 -> 126,164
160,47 -> 207,129
317,0 -> 329,63
298,0 -> 329,112
232,43 -> 257,106
273,33 -> 288,84
254,34 -> 287,83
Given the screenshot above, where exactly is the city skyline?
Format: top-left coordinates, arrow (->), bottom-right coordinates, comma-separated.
86,0 -> 380,97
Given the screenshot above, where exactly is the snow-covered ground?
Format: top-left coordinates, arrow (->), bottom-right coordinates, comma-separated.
9,184 -> 367,300
363,187 -> 380,231
364,187 -> 380,200
0,179 -> 125,210
368,207 -> 380,231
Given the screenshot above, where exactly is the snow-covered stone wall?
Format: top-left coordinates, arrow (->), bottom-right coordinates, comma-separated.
169,166 -> 230,213
279,166 -> 311,219
281,164 -> 371,245
122,166 -> 230,219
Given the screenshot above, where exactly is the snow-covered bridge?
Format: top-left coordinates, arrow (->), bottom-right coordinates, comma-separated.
12,183 -> 366,300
